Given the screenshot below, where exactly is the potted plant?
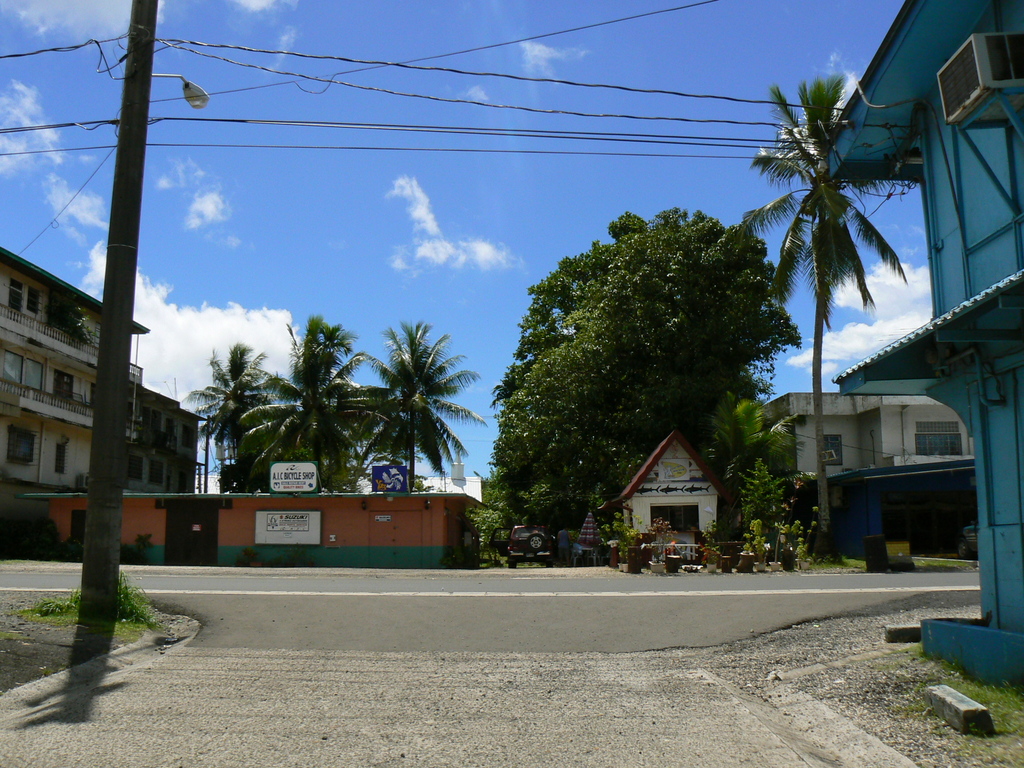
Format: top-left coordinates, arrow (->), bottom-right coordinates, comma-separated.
792,520 -> 816,570
748,519 -> 768,572
701,541 -> 720,573
240,546 -> 260,567
647,517 -> 673,573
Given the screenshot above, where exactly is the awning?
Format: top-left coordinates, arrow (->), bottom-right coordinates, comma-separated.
835,269 -> 1024,395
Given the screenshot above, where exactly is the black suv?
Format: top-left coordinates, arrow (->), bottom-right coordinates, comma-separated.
490,525 -> 556,568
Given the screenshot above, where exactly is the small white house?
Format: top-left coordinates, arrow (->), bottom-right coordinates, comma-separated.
604,430 -> 729,534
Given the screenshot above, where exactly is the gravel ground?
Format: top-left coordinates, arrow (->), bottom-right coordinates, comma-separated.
3,567 -> 1019,766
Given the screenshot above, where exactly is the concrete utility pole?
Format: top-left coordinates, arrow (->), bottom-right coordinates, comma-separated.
79,0 -> 159,626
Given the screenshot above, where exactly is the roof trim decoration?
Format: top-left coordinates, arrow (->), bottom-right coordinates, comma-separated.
609,429 -> 731,506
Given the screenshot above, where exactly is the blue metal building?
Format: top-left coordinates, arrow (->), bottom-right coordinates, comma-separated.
834,0 -> 1024,684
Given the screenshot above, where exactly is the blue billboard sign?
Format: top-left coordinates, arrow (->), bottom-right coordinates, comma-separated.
372,465 -> 408,493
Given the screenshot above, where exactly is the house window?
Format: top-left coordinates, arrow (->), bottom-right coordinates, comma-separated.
652,504 -> 700,531
3,351 -> 22,383
23,359 -> 42,390
8,279 -> 23,312
128,454 -> 144,480
148,458 -> 164,485
53,369 -> 74,399
55,442 -> 67,474
915,421 -> 962,455
822,434 -> 843,465
26,286 -> 41,314
182,425 -> 194,450
7,425 -> 35,463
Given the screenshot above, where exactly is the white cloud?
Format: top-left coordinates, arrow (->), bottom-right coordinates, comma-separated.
157,159 -> 206,190
0,0 -> 129,35
0,81 -> 61,176
278,25 -> 298,50
785,260 -> 933,374
519,41 -> 586,76
44,173 -> 107,243
388,176 -> 514,272
226,0 -> 298,12
388,176 -> 441,237
186,190 -> 231,230
464,85 -> 489,102
83,242 -> 293,401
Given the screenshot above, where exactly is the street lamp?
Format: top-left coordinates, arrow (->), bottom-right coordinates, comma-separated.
153,73 -> 210,109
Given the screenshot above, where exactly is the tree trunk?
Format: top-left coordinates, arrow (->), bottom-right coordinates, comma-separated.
407,410 -> 416,483
811,294 -> 837,559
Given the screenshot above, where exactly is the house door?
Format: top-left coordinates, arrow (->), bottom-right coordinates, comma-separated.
369,510 -> 423,567
164,499 -> 220,565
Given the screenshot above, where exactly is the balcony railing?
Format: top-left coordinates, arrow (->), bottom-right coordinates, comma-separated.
0,377 -> 93,419
0,303 -> 99,358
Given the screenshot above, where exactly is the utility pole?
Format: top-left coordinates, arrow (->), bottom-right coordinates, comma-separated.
79,0 -> 159,626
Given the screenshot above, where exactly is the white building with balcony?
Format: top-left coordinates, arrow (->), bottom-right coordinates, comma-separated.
0,246 -> 199,519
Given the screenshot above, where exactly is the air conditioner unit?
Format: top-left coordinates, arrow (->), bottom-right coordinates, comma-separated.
938,33 -> 1024,124
829,485 -> 846,508
75,473 -> 89,490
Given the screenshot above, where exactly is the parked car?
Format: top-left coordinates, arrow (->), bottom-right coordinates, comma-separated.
958,523 -> 978,560
489,525 -> 556,568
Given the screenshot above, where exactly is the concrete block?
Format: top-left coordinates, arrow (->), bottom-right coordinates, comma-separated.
924,684 -> 995,734
884,624 -> 921,643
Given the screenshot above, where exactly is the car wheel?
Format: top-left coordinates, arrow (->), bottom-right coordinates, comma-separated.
957,538 -> 972,560
528,535 -> 545,552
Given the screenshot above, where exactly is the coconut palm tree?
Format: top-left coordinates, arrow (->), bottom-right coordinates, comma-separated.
242,316 -> 370,490
742,74 -> 905,557
185,342 -> 270,462
705,392 -> 796,505
367,322 -> 485,479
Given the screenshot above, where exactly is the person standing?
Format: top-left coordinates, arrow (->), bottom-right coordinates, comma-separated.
557,528 -> 571,565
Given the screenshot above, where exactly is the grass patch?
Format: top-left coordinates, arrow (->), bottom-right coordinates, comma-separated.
0,630 -> 22,640
19,571 -> 159,640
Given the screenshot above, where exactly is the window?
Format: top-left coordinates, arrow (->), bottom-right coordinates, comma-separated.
148,458 -> 164,485
652,505 -> 699,531
128,454 -> 144,480
53,369 -> 74,399
26,286 -> 41,314
822,434 -> 843,465
8,279 -> 22,312
23,359 -> 42,390
915,422 -> 962,455
3,351 -> 22,383
55,442 -> 67,474
182,425 -> 194,450
7,425 -> 35,463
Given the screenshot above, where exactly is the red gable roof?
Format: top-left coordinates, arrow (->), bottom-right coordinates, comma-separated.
607,430 -> 732,506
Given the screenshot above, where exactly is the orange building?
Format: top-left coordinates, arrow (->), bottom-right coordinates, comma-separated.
36,492 -> 479,568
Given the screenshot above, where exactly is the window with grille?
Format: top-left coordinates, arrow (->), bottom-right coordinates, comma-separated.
55,442 -> 67,474
148,459 -> 164,484
128,453 -> 144,480
53,369 -> 73,399
822,434 -> 843,465
7,425 -> 35,463
8,279 -> 22,312
26,286 -> 41,314
915,421 -> 962,455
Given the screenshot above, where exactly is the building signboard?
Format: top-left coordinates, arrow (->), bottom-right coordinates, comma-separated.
371,465 -> 408,493
269,461 -> 319,493
255,510 -> 322,545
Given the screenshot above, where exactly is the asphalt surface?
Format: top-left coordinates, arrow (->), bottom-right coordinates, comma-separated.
0,563 -> 980,767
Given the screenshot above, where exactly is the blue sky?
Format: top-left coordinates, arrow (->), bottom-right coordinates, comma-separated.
0,0 -> 932,478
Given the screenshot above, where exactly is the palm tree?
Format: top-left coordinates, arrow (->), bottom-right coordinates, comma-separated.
705,392 -> 795,506
742,74 -> 905,557
367,322 -> 485,479
242,316 -> 369,491
184,342 -> 270,463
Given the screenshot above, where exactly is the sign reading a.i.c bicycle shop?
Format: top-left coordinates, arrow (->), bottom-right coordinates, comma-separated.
269,461 -> 319,493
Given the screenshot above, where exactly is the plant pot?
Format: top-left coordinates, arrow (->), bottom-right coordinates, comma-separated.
705,562 -> 718,574
627,545 -> 642,574
753,562 -> 767,573
798,559 -> 811,571
249,561 -> 262,567
650,562 -> 666,574
718,556 -> 732,573
769,561 -> 782,572
610,543 -> 619,568
619,563 -> 629,572
735,552 -> 755,573
665,555 -> 682,574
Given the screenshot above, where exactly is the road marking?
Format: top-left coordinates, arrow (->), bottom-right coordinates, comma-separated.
0,585 -> 980,597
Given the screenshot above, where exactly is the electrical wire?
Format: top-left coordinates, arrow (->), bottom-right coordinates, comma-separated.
19,147 -> 116,255
0,36 -> 125,60
160,38 -> 795,110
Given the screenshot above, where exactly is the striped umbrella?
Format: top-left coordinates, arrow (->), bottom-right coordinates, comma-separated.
578,512 -> 600,547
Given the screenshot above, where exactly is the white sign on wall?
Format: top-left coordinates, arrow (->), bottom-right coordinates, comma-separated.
255,510 -> 322,545
269,462 -> 319,493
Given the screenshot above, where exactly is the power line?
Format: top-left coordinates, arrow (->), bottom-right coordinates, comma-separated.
159,37 -> 790,110
0,36 -> 125,60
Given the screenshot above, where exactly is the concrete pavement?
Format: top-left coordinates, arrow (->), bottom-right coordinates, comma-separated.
0,629 -> 915,768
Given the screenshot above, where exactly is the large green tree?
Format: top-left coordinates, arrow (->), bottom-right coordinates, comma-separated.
491,209 -> 800,528
242,315 -> 370,490
367,321 -> 485,479
741,75 -> 904,557
184,343 -> 270,492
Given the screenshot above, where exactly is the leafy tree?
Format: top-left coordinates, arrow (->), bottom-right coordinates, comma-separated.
741,75 -> 904,557
242,316 -> 370,490
366,321 -> 485,479
184,343 -> 271,492
705,392 -> 795,514
491,208 -> 800,528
